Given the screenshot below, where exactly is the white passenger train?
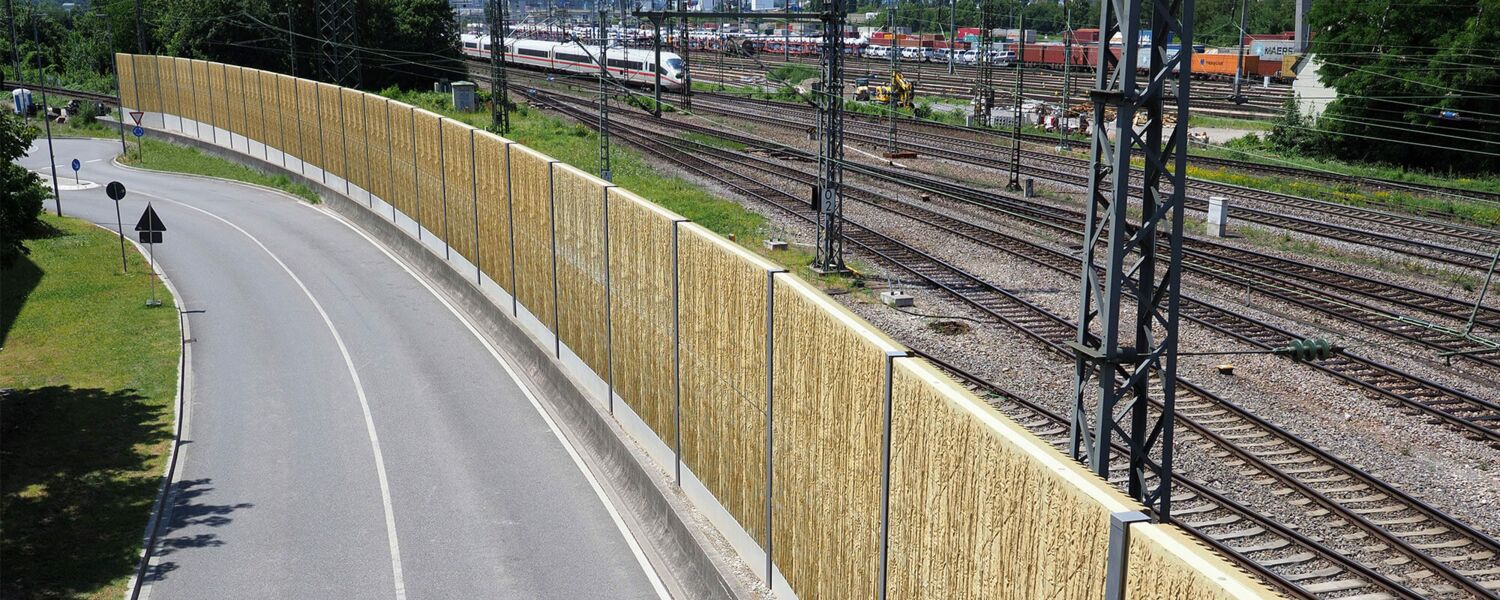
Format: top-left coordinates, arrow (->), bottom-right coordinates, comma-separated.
459,34 -> 687,90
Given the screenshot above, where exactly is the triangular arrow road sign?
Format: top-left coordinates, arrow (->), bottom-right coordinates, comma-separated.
135,203 -> 166,232
129,111 -> 144,126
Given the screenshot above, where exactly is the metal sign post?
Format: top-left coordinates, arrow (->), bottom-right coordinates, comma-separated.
134,203 -> 167,307
132,125 -> 145,160
70,158 -> 81,184
106,181 -> 128,273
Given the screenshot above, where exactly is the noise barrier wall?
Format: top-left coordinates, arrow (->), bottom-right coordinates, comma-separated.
116,53 -> 1273,600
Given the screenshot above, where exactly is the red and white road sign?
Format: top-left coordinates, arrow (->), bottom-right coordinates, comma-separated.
129,111 -> 144,125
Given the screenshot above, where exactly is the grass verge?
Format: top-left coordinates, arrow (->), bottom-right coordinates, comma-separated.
380,89 -> 871,288
1,213 -> 180,600
118,138 -> 321,204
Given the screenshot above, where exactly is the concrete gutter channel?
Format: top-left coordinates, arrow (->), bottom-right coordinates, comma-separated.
129,122 -> 759,600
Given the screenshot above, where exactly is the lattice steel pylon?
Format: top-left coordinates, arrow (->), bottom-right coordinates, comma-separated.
812,0 -> 847,274
972,1 -> 993,127
316,0 -> 360,87
1006,11 -> 1022,191
488,0 -> 511,133
1067,0 -> 1193,521
597,8 -> 612,182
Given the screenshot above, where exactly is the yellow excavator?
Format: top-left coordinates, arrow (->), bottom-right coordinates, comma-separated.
854,71 -> 914,108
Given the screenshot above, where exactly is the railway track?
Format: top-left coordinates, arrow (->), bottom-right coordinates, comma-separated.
530,89 -> 1500,598
568,97 -> 1500,437
685,93 -> 1500,270
479,56 -> 1500,208
703,52 -> 1290,118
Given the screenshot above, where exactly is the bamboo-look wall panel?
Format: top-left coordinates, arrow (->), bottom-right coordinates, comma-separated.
551,163 -> 609,378
255,70 -> 279,151
133,55 -> 159,113
342,89 -> 370,194
387,106 -> 418,221
154,56 -> 179,120
413,110 -> 445,237
296,79 -> 322,171
605,187 -> 678,443
242,69 -> 265,144
209,63 -> 231,132
225,66 -> 247,137
473,131 -> 513,291
886,358 -> 1129,598
317,83 -> 345,179
770,275 -> 898,600
115,55 -> 137,110
1126,526 -> 1269,600
441,118 -> 477,263
677,224 -> 776,547
508,145 -> 555,329
173,57 -> 194,122
363,95 -> 393,203
193,61 -> 212,131
275,74 -> 301,160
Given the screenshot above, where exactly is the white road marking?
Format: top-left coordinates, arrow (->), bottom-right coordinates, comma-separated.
138,191 -> 409,600
307,202 -> 672,600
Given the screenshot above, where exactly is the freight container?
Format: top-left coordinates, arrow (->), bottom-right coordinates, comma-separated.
1250,39 -> 1297,60
1192,53 -> 1258,78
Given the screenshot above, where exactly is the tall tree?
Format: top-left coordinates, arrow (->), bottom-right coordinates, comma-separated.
1,110 -> 47,268
1309,0 -> 1500,172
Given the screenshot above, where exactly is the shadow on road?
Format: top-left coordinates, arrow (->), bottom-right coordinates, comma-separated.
144,478 -> 255,584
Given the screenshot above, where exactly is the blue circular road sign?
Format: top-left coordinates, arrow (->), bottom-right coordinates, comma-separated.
132,126 -> 145,138
70,158 -> 81,171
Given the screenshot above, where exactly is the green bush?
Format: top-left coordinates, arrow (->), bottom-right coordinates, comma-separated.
1,111 -> 49,267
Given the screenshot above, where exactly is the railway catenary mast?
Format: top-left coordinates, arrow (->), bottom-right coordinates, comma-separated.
973,1 -> 994,127
597,8 -> 611,181
886,3 -> 898,155
1006,11 -> 1022,192
812,0 -> 849,273
488,0 -> 511,133
1059,5 -> 1072,151
316,0 -> 360,87
1067,0 -> 1193,521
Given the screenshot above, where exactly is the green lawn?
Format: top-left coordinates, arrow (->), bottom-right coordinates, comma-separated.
119,138 -> 321,204
1,213 -> 181,600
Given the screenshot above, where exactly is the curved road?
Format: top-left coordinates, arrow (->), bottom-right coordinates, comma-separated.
20,138 -> 665,599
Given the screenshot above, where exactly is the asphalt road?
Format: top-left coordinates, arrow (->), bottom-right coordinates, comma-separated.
20,138 -> 665,599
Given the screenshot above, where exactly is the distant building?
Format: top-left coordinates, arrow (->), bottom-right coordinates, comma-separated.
750,0 -> 778,10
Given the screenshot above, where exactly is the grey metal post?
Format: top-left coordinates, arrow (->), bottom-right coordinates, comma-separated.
603,185 -> 615,413
410,107 -> 420,239
363,95 -> 372,206
115,54 -> 128,154
1464,247 -> 1499,337
470,129 -> 481,283
238,67 -> 250,151
129,56 -> 142,159
671,218 -> 686,485
31,8 -> 59,215
763,269 -> 786,587
386,99 -> 395,218
257,71 -> 269,160
280,76 -> 289,168
7,0 -> 20,85
1232,0 -> 1247,104
876,349 -> 909,600
211,63 -> 221,147
190,60 -> 200,140
291,76 -> 300,172
548,161 -> 560,358
1059,6 -> 1071,151
947,0 -> 955,74
652,16 -> 663,118
886,6 -> 897,154
1104,511 -> 1150,600
339,88 -> 350,195
439,118 -> 450,259
506,142 -> 518,317
315,83 -> 326,184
